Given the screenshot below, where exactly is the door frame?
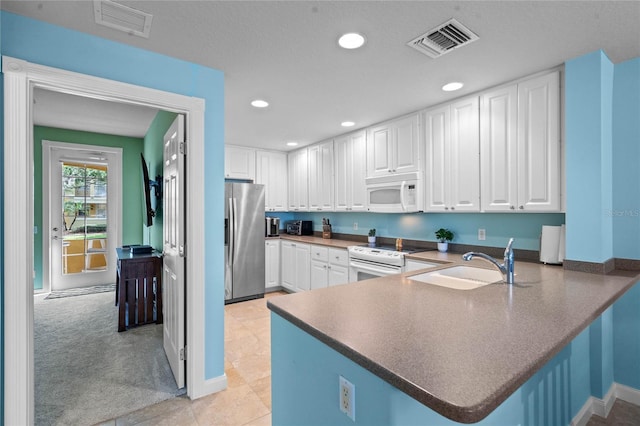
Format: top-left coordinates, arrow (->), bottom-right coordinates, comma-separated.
3,56 -> 216,425
42,140 -> 123,293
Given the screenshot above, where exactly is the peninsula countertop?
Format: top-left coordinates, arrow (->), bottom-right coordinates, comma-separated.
267,252 -> 639,423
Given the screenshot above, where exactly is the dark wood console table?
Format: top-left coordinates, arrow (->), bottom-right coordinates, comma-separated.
116,247 -> 163,332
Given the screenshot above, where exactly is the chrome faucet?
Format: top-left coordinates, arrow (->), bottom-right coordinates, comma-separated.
462,238 -> 515,284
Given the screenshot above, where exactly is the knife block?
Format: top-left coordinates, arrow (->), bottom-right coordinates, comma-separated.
322,225 -> 332,239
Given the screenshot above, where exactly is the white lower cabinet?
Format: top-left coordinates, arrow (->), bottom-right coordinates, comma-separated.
310,245 -> 349,289
281,240 -> 310,292
405,259 -> 440,272
265,240 -> 280,290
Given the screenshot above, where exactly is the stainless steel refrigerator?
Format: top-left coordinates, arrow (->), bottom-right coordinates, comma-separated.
224,182 -> 266,303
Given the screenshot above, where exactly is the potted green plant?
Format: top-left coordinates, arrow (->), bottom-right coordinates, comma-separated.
435,228 -> 454,252
368,228 -> 376,245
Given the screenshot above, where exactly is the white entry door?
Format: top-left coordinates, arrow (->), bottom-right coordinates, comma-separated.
163,115 -> 186,388
43,141 -> 122,292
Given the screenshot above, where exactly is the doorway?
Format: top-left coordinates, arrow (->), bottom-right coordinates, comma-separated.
42,141 -> 122,292
3,56 -> 212,425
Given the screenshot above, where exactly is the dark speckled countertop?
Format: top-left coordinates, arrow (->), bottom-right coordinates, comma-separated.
267,249 -> 640,423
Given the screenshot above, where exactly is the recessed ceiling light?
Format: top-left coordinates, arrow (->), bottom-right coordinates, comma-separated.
251,99 -> 269,108
341,121 -> 355,127
338,33 -> 366,49
286,142 -> 298,147
442,82 -> 464,92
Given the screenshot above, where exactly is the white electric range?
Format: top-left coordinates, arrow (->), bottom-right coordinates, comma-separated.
348,244 -> 426,281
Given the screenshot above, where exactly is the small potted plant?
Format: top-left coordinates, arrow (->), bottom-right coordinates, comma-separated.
435,228 -> 454,252
368,228 -> 377,245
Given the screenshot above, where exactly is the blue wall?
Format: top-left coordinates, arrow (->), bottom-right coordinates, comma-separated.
0,11 -> 226,404
278,211 -> 565,251
612,58 -> 640,259
565,51 -> 614,263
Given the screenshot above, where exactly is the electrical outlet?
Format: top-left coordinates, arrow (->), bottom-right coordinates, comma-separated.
339,375 -> 355,421
353,222 -> 358,231
478,228 -> 486,241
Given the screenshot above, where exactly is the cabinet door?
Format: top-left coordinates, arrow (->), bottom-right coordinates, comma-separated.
335,131 -> 367,211
349,132 -> 368,211
319,141 -> 334,211
294,243 -> 310,292
257,151 -> 288,212
367,124 -> 393,177
334,135 -> 350,211
280,241 -> 295,291
449,96 -> 480,211
424,105 -> 449,211
517,71 -> 560,211
309,141 -> 334,211
225,146 -> 255,181
270,153 -> 288,211
310,259 -> 328,290
288,148 -> 309,211
480,85 -> 518,211
307,145 -> 321,210
265,240 -> 280,289
328,264 -> 349,286
392,114 -> 420,174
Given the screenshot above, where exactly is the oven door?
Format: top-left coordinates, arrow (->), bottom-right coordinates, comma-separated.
349,258 -> 402,282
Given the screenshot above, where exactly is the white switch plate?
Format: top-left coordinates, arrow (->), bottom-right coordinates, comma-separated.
478,228 -> 486,240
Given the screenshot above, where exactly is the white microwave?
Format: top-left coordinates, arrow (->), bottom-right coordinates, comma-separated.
365,172 -> 423,213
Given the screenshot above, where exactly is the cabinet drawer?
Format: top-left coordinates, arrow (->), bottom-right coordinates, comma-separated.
328,248 -> 348,266
310,245 -> 329,262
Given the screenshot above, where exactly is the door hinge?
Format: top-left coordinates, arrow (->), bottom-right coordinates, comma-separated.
179,244 -> 186,257
179,141 -> 187,155
180,346 -> 186,361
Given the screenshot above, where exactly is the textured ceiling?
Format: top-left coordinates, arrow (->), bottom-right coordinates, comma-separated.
4,1 -> 640,150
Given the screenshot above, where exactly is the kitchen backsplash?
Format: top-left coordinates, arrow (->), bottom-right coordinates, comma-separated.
271,211 -> 565,251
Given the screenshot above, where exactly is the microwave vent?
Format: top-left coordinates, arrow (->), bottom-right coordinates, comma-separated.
407,18 -> 479,59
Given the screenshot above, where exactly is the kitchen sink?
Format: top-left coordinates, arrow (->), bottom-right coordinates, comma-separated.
408,265 -> 503,290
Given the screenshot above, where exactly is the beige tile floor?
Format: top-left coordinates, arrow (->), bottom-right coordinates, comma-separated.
99,291 -> 286,426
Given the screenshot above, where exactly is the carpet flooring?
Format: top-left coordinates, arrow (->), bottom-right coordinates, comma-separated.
45,283 -> 116,299
35,290 -> 185,426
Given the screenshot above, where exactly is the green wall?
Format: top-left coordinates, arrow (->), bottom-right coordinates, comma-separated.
33,126 -> 144,290
142,111 -> 178,250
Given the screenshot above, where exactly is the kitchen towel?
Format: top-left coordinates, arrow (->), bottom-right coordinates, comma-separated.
540,225 -> 565,264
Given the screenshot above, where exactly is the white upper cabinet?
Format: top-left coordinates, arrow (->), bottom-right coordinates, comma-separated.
367,114 -> 421,177
424,96 -> 480,212
480,85 -> 518,211
225,145 -> 255,181
287,148 -> 309,211
256,150 -> 288,212
517,71 -> 560,211
480,71 -> 560,212
334,130 -> 367,212
308,140 -> 334,211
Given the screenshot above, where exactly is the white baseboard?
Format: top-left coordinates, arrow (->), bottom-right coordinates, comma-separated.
189,373 -> 228,400
571,382 -> 640,425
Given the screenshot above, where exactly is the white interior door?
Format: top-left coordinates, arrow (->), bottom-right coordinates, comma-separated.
43,141 -> 122,291
163,115 -> 186,388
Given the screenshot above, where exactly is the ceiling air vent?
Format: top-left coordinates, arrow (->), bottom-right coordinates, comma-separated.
407,18 -> 478,59
94,0 -> 153,38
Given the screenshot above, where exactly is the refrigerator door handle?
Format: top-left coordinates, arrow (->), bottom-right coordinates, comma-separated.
228,197 -> 235,266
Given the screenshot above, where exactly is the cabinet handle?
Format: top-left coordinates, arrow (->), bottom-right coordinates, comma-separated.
519,205 -> 524,210
510,205 -> 515,210
445,207 -> 449,210
451,207 -> 455,211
